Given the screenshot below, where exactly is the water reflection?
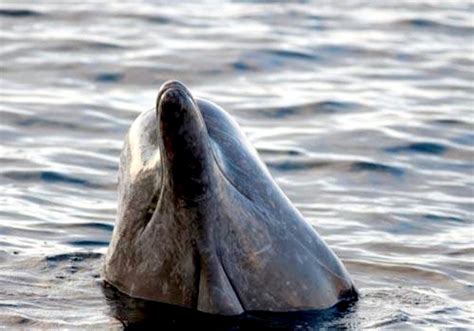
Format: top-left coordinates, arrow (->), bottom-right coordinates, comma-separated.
102,283 -> 359,330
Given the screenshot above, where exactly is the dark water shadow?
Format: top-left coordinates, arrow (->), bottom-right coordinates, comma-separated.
2,170 -> 101,188
102,283 -> 359,330
385,142 -> 447,155
0,9 -> 42,17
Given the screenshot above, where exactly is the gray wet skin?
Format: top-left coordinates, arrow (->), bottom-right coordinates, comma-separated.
103,80 -> 357,315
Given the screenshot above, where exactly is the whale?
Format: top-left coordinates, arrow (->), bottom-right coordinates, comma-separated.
103,80 -> 357,315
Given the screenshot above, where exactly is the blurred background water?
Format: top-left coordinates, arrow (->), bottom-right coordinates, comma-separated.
0,0 -> 473,329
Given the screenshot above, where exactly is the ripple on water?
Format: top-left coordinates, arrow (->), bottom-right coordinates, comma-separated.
233,48 -> 320,72
71,222 -> 114,232
350,161 -> 405,177
421,214 -> 466,225
392,18 -> 474,35
95,73 -> 124,83
257,146 -> 308,157
249,100 -> 366,119
45,252 -> 102,263
367,311 -> 410,329
385,142 -> 447,155
66,240 -> 109,247
2,170 -> 98,188
268,159 -> 332,172
16,118 -> 79,130
0,9 -> 42,17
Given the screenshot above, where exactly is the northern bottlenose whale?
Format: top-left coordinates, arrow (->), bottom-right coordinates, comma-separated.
103,80 -> 357,315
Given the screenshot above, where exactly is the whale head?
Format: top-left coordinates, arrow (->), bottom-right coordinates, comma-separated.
103,80 -> 357,315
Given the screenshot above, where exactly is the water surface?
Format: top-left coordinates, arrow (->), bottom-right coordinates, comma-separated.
0,1 -> 473,329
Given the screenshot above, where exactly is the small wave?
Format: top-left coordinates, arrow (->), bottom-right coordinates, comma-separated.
233,61 -> 254,72
257,146 -> 307,157
315,44 -> 392,59
268,159 -> 332,172
313,100 -> 363,113
45,252 -> 102,263
392,18 -> 473,34
0,314 -> 33,326
2,170 -> 97,188
66,240 -> 109,247
142,14 -> 172,24
254,100 -> 364,119
430,119 -> 469,126
452,133 -> 474,146
53,39 -> 125,51
16,118 -> 78,130
367,312 -> 410,328
348,260 -> 455,285
266,158 -> 405,177
432,306 -> 463,315
350,161 -> 404,177
74,222 -> 114,232
48,222 -> 114,232
400,18 -> 439,28
446,247 -> 474,257
95,73 -> 124,83
422,214 -> 465,224
117,12 -> 174,25
385,142 -> 447,155
264,49 -> 317,61
0,9 -> 42,17
233,48 -> 319,72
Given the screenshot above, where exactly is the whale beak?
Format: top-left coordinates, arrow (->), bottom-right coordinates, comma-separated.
157,80 -> 193,104
156,80 -> 200,153
156,80 -> 215,204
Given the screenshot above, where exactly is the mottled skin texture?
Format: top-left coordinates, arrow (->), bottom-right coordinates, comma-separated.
103,80 -> 357,315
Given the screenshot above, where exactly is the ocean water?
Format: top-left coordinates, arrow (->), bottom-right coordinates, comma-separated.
0,1 -> 473,329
